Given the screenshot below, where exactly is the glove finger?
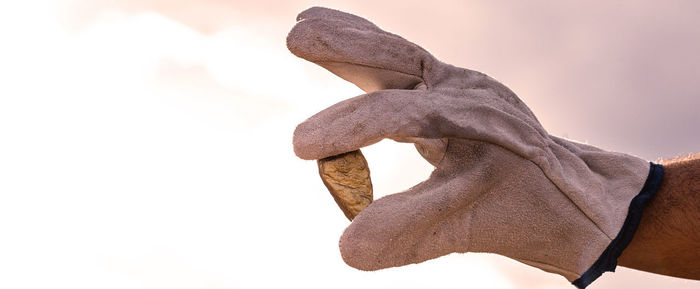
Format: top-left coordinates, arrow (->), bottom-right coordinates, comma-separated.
339,173 -> 467,270
293,89 -> 548,161
338,140 -> 495,270
287,7 -> 437,92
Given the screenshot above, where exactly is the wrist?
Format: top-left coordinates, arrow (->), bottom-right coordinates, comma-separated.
572,163 -> 663,288
617,154 -> 700,280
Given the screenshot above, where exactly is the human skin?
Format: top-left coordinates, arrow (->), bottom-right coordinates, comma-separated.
618,153 -> 700,280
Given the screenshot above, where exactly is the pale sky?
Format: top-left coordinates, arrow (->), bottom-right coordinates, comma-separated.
0,1 -> 698,289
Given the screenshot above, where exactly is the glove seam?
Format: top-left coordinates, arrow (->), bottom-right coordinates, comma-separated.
512,257 -> 581,280
538,142 -> 616,240
314,60 -> 424,79
419,58 -> 426,87
432,138 -> 450,170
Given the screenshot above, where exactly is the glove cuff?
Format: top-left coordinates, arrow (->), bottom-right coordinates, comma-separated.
572,163 -> 664,289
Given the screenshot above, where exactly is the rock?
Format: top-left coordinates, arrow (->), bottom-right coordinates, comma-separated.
317,150 -> 373,221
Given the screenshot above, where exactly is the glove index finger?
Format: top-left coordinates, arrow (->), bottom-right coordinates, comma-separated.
293,90 -> 434,160
293,89 -> 548,162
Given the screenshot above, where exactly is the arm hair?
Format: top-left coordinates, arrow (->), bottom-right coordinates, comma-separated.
618,153 -> 700,279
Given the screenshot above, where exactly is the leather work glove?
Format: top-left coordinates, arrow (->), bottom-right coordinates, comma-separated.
287,7 -> 663,289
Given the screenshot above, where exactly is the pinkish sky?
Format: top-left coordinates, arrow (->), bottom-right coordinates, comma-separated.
0,1 -> 698,289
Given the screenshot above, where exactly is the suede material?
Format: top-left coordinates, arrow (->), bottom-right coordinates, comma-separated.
288,6 -> 651,284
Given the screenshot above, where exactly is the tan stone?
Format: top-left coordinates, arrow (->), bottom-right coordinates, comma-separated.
318,150 -> 373,221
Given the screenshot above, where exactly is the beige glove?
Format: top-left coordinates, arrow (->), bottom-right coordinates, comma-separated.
288,7 -> 663,288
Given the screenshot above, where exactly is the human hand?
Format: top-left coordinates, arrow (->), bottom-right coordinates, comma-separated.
287,7 -> 661,289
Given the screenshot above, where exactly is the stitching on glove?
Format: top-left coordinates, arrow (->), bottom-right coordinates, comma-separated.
538,143 -> 615,240
318,60 -> 424,79
514,258 -> 581,281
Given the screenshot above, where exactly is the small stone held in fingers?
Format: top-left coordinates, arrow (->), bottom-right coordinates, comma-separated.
317,150 -> 373,221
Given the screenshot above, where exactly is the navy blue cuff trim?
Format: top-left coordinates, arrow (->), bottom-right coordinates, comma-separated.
571,163 -> 664,289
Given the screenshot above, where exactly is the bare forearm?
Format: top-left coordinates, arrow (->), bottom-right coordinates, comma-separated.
618,153 -> 700,279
